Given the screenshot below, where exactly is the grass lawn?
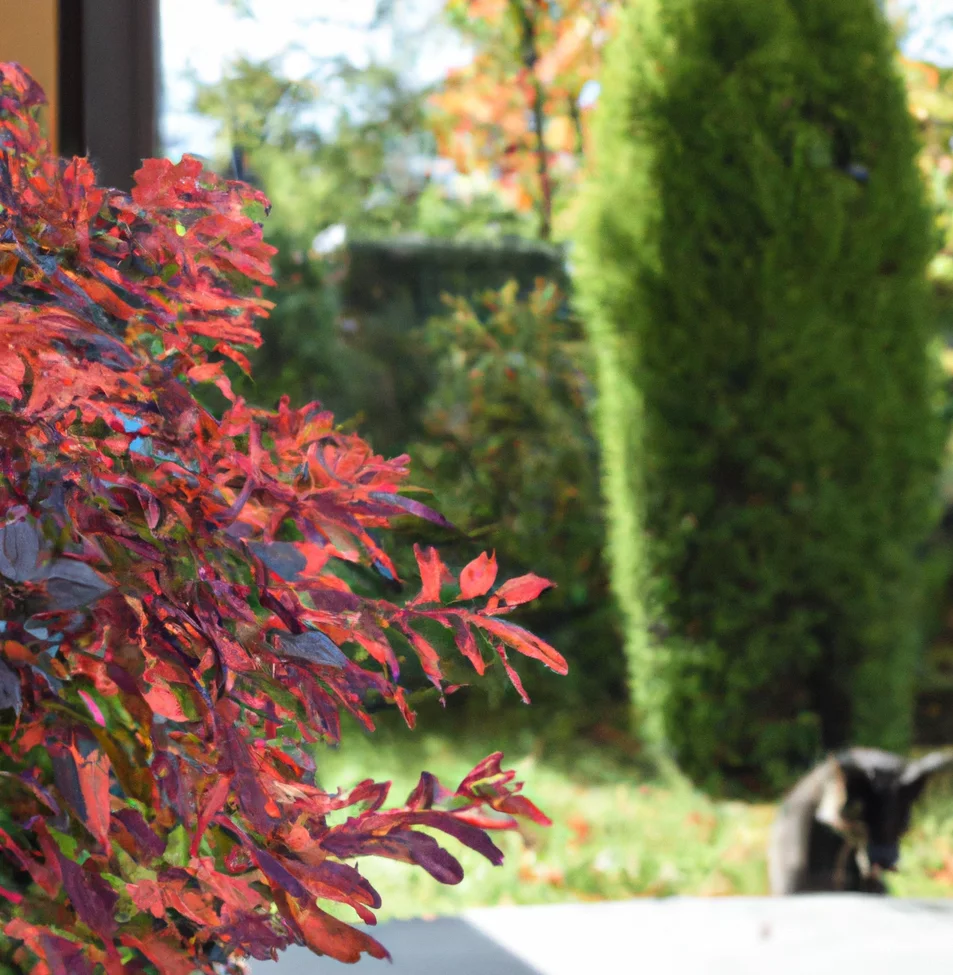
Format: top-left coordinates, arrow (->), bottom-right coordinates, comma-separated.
315,704 -> 953,921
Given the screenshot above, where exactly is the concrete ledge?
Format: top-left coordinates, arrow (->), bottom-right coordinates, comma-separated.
254,896 -> 953,974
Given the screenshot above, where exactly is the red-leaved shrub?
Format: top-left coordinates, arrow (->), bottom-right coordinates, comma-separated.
0,63 -> 566,974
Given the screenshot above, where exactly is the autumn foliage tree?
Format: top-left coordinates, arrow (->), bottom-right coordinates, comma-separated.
0,63 -> 566,974
432,0 -> 616,239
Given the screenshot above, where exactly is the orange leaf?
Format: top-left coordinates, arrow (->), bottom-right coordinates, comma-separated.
69,744 -> 111,848
459,551 -> 498,600
3,640 -> 35,664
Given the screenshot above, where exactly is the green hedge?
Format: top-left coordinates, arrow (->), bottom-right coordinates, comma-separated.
341,235 -> 569,322
575,0 -> 943,792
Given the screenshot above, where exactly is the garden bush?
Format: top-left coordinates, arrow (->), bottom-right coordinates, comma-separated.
409,281 -> 625,713
0,63 -> 566,973
575,0 -> 943,793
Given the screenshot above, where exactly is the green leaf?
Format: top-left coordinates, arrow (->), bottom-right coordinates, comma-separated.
47,826 -> 78,860
163,824 -> 190,868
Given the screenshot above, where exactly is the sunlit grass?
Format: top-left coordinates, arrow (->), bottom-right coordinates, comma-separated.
314,707 -> 953,922
321,715 -> 953,919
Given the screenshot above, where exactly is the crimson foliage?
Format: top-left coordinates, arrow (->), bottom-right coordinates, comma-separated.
0,64 -> 566,974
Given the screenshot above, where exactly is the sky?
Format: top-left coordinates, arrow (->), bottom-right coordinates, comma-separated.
160,0 -> 953,161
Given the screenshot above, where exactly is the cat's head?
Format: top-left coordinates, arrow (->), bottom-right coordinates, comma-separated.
816,748 -> 953,875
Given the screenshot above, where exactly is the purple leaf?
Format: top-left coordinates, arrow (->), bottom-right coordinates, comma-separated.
51,749 -> 87,825
275,630 -> 348,669
221,726 -> 280,834
44,559 -> 111,610
56,853 -> 118,938
407,811 -> 504,865
308,860 -> 382,909
0,518 -> 41,582
0,659 -> 21,714
113,808 -> 165,861
252,848 -> 309,900
368,493 -> 455,530
321,830 -> 464,885
215,916 -> 291,961
306,589 -> 362,614
248,541 -> 307,581
38,934 -> 94,975
16,770 -> 60,814
398,831 -> 464,884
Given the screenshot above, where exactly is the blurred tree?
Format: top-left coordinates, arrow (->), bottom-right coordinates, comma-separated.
431,0 -> 617,240
191,54 -> 432,242
900,56 -> 953,330
195,2 -> 531,246
575,0 -> 943,793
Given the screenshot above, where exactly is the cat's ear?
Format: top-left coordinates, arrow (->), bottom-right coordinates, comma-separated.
900,750 -> 953,801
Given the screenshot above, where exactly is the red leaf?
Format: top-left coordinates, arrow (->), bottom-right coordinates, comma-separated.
472,616 -> 568,675
126,879 -> 165,919
494,793 -> 552,827
459,551 -> 498,600
190,774 -> 232,857
186,361 -> 225,383
280,894 -> 390,964
458,752 -> 515,795
449,615 -> 485,675
284,859 -> 381,920
399,623 -> 444,691
0,884 -> 22,904
141,680 -> 190,722
412,544 -> 447,605
495,642 -> 530,703
0,350 -> 25,401
120,935 -> 198,975
489,572 -> 553,609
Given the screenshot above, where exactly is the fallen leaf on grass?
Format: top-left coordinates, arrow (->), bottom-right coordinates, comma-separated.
929,854 -> 953,886
517,849 -> 565,887
566,814 -> 591,848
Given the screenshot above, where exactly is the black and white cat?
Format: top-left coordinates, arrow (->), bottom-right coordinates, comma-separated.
768,748 -> 953,895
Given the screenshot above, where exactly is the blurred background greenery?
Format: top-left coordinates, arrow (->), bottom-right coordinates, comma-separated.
163,0 -> 953,905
